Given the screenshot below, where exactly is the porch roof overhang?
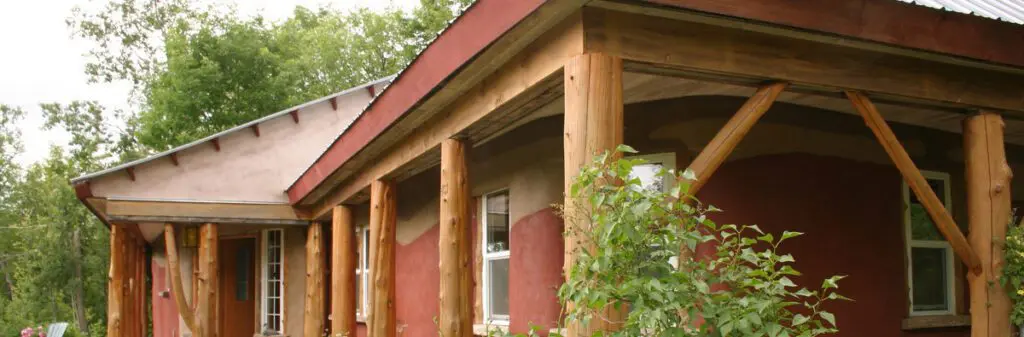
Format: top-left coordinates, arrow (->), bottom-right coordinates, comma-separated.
286,0 -> 1024,216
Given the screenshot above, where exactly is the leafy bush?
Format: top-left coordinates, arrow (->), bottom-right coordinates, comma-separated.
558,146 -> 850,337
1003,210 -> 1024,325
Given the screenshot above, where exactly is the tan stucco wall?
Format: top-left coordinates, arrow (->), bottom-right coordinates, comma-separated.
90,88 -> 375,203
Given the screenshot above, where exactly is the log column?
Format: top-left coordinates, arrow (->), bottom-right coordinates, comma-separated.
107,225 -> 126,337
305,222 -> 326,337
331,206 -> 357,336
439,138 -> 473,337
369,180 -> 397,337
964,112 -> 1013,337
563,52 -> 624,336
195,223 -> 218,337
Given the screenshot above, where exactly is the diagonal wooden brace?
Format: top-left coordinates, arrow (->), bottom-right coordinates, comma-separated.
163,224 -> 198,334
846,91 -> 982,275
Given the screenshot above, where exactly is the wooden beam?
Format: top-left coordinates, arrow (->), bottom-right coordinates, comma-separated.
685,82 -> 787,194
584,8 -> 1024,112
105,199 -> 307,224
331,206 -> 357,336
169,153 -> 180,166
563,53 -> 624,336
304,222 -> 326,337
304,15 -> 584,218
964,111 -> 1013,337
439,138 -> 472,337
163,224 -> 197,332
250,125 -> 261,137
210,138 -> 220,152
195,223 -> 218,337
368,180 -> 397,337
290,110 -> 300,124
125,167 -> 136,182
107,225 -> 125,337
846,91 -> 981,273
329,97 -> 338,111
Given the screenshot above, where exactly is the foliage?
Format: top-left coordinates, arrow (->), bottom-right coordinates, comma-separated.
70,0 -> 473,151
1002,209 -> 1024,325
557,145 -> 850,337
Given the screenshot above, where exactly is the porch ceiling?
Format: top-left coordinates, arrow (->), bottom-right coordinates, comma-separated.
621,71 -> 1024,146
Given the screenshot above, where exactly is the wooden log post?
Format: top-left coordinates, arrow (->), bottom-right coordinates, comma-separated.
195,223 -> 218,337
563,52 -> 624,336
369,180 -> 397,337
846,91 -> 982,274
107,225 -> 125,337
331,206 -> 357,336
163,224 -> 198,332
305,222 -> 327,337
964,112 -> 1013,337
439,138 -> 473,337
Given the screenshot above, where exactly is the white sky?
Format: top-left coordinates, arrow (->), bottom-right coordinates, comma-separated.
0,0 -> 416,166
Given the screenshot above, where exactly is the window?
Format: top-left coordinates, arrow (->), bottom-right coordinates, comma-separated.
261,229 -> 285,334
904,172 -> 955,315
628,153 -> 676,193
355,227 -> 370,317
482,190 -> 510,323
628,153 -> 678,269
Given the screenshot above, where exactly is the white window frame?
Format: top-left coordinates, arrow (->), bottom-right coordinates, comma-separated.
261,229 -> 286,334
355,226 -> 370,317
629,153 -> 679,268
903,171 -> 956,316
482,189 -> 511,325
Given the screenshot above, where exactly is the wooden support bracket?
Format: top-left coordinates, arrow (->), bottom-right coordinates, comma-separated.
684,81 -> 788,195
290,110 -> 300,124
250,125 -> 260,137
169,153 -> 180,166
329,97 -> 338,111
846,91 -> 981,274
210,138 -> 220,152
125,167 -> 136,182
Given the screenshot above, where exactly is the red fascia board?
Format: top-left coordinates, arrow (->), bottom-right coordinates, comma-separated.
644,0 -> 1024,68
287,0 -> 548,203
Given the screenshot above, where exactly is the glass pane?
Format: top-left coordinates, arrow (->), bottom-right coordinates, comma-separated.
236,248 -> 251,301
909,179 -> 947,241
355,272 -> 363,315
486,192 -> 510,253
630,163 -> 665,192
911,247 -> 949,312
488,258 -> 510,317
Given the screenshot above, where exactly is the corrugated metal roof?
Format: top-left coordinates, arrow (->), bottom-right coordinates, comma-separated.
899,0 -> 1024,24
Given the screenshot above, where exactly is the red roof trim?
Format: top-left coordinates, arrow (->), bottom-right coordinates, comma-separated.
286,0 -> 547,203
645,0 -> 1024,67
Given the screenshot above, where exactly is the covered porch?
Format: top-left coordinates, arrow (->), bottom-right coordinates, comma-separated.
81,1 -> 1024,337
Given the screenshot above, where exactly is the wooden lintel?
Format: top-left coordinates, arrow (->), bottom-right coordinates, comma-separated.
685,81 -> 787,194
163,224 -> 197,332
210,138 -> 220,152
329,97 -> 338,111
105,199 -> 307,222
250,124 -> 260,137
290,110 -> 300,124
169,153 -> 180,166
584,8 -> 1024,112
125,167 -> 136,182
846,91 -> 981,274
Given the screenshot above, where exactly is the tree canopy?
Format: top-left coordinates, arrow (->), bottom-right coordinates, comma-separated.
0,0 -> 472,335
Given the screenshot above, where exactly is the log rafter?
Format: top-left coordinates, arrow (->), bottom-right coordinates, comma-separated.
846,91 -> 981,274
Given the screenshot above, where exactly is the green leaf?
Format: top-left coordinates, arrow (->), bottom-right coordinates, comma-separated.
792,314 -> 809,326
820,311 -> 836,327
616,144 -> 638,154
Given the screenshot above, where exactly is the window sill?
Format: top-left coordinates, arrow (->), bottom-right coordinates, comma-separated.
901,315 -> 970,330
473,323 -> 509,336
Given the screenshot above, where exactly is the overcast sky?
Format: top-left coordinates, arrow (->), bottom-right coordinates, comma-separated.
0,0 -> 417,166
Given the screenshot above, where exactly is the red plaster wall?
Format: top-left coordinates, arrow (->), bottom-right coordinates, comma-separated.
509,208 -> 565,335
396,224 -> 442,337
698,153 -> 967,337
151,258 -> 179,337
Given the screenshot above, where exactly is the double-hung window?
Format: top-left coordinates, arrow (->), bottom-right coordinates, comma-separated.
628,153 -> 678,269
904,171 -> 955,315
355,227 -> 370,317
261,229 -> 285,334
482,190 -> 511,324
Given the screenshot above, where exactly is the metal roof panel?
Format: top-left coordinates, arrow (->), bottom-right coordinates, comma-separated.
900,0 -> 1024,24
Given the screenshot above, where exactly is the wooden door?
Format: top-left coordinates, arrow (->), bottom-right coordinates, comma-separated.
219,238 -> 256,337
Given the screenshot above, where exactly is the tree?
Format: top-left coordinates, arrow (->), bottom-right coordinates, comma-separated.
558,146 -> 850,337
70,0 -> 473,151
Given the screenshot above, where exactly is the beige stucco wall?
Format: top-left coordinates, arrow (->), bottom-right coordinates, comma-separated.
90,87 -> 377,203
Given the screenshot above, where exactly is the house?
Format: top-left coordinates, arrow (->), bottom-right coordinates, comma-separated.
74,0 -> 1024,337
